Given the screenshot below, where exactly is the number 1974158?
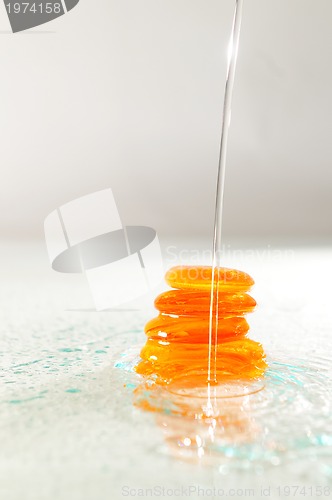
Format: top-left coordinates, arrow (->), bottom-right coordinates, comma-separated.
6,3 -> 62,14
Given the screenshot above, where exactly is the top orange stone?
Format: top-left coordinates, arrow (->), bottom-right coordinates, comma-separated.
165,265 -> 254,293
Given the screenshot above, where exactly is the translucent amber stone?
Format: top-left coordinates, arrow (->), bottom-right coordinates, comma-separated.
165,265 -> 255,292
135,265 -> 267,385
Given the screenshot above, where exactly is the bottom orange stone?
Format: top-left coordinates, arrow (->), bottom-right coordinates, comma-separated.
135,266 -> 267,386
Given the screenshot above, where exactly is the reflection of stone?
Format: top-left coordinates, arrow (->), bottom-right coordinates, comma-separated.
4,0 -> 80,33
44,188 -> 163,309
156,409 -> 260,464
134,378 -> 263,463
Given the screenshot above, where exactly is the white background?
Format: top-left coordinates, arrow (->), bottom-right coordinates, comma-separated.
0,0 -> 331,242
1,5 -> 332,497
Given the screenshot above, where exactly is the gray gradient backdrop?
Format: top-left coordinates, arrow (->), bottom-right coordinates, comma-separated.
0,0 -> 331,242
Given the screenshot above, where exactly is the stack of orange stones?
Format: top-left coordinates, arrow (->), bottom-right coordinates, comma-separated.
135,265 -> 267,385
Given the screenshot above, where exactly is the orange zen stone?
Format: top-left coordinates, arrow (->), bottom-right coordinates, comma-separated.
135,265 -> 267,385
165,265 -> 255,292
